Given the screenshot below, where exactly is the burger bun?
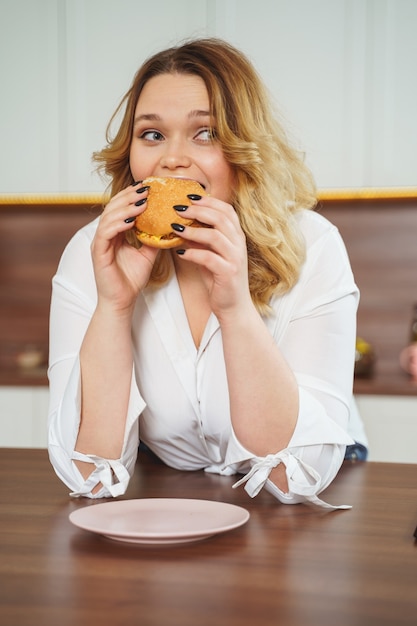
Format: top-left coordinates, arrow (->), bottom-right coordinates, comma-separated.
134,177 -> 206,249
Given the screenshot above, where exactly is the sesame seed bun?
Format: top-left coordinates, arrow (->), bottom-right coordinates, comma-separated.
134,177 -> 206,249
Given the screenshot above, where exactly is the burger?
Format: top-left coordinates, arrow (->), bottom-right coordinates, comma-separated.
134,177 -> 206,249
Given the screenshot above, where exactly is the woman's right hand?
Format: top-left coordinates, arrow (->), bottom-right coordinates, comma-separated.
91,183 -> 159,312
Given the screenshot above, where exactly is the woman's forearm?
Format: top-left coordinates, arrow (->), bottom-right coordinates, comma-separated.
221,305 -> 298,450
76,304 -> 134,461
220,305 -> 299,490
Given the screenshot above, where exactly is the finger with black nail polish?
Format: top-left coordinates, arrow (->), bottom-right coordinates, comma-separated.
135,197 -> 147,207
187,194 -> 202,201
136,185 -> 150,194
171,223 -> 185,233
173,205 -> 188,212
124,216 -> 136,224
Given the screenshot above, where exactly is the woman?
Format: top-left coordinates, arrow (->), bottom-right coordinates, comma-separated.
48,38 -> 359,508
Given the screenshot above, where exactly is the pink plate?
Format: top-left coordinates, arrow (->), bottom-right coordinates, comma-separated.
69,498 -> 250,545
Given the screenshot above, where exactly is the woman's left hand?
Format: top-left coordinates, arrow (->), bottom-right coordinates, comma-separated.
173,196 -> 253,320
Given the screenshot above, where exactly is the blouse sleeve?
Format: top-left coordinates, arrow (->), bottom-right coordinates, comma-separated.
47,221 -> 145,497
223,214 -> 359,509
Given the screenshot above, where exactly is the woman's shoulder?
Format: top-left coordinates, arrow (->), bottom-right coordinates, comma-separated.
61,216 -> 99,254
68,216 -> 100,245
296,208 -> 338,241
296,207 -> 348,254
295,208 -> 354,282
55,217 -> 99,276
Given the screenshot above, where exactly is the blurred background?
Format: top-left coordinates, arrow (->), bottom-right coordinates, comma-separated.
0,0 -> 416,459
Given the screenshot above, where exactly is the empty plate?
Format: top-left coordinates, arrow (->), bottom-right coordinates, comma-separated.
69,498 -> 250,545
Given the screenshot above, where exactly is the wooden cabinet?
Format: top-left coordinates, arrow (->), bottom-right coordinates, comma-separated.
1,195 -> 416,456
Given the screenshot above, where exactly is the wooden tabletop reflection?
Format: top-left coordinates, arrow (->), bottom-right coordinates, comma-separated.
1,448 -> 416,626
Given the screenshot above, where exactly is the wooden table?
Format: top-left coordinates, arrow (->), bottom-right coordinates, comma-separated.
1,449 -> 416,626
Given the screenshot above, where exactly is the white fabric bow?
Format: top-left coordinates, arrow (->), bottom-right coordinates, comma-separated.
71,453 -> 130,498
232,451 -> 351,510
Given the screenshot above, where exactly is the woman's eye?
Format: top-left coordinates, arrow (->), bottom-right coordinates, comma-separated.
140,130 -> 164,142
196,128 -> 216,142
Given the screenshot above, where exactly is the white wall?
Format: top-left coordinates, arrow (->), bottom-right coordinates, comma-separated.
0,387 -> 49,448
355,395 -> 417,463
1,0 -> 416,194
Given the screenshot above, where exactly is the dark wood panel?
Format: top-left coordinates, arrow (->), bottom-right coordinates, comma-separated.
0,203 -> 101,384
318,198 -> 417,395
1,197 -> 417,395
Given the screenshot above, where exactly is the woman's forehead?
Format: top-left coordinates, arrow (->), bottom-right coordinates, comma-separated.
135,74 -> 210,116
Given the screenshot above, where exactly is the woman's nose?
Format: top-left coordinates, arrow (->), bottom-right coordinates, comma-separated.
159,140 -> 192,170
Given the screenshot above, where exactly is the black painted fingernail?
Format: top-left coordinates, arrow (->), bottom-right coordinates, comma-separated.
135,197 -> 147,207
187,194 -> 202,201
176,249 -> 186,255
124,216 -> 136,224
173,204 -> 188,212
136,185 -> 150,194
132,180 -> 143,186
171,223 -> 185,232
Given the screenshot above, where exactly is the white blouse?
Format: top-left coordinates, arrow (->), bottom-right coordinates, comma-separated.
48,209 -> 359,509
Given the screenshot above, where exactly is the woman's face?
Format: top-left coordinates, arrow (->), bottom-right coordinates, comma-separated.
129,73 -> 235,202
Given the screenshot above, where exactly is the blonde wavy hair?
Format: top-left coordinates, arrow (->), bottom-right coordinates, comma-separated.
93,38 -> 317,315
